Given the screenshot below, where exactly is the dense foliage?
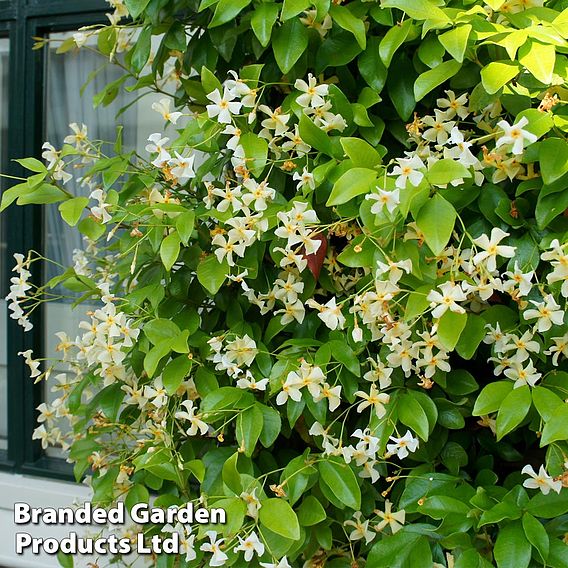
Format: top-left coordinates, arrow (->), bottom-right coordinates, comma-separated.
3,0 -> 568,566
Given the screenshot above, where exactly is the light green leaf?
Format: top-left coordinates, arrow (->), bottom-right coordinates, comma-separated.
416,194 -> 456,255
259,499 -> 300,540
340,138 -> 382,168
473,382 -> 513,416
427,159 -> 471,186
494,520 -> 531,568
414,60 -> 462,102
404,285 -> 432,320
437,310 -> 467,350
251,3 -> 280,47
58,197 -> 89,227
197,254 -> 228,295
518,39 -> 555,85
439,25 -> 472,63
239,132 -> 268,177
208,0 -> 252,28
330,5 -> 366,50
160,232 -> 181,271
381,0 -> 450,23
481,61 -> 521,94
236,405 -> 264,457
273,19 -> 309,74
327,167 -> 377,206
379,19 -> 412,67
318,459 -> 361,510
522,512 -> 549,563
495,385 -> 531,441
539,138 -> 568,185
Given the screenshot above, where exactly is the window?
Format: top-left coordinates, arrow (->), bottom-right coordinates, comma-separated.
0,35 -> 9,451
0,0 -> 163,478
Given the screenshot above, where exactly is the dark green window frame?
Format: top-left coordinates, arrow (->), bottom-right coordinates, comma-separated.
1,0 -> 109,480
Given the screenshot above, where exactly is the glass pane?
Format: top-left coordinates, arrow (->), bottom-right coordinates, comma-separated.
43,31 -> 165,453
0,36 -> 9,449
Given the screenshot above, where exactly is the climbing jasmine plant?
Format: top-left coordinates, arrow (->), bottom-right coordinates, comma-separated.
3,0 -> 568,567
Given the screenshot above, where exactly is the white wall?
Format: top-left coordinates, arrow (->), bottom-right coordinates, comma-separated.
0,472 -> 92,567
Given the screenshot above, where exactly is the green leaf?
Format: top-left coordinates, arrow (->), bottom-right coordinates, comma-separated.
379,19 -> 412,67
326,167 -> 377,206
531,386 -> 563,422
387,53 -> 416,121
281,0 -> 308,21
239,132 -> 268,177
405,285 -> 432,320
258,404 -> 281,447
124,0 -> 151,19
522,512 -> 549,563
330,5 -> 366,50
273,19 -> 309,74
426,159 -> 471,186
298,114 -> 333,156
58,197 -> 89,227
439,25 -> 472,63
297,495 -> 326,526
144,340 -> 171,377
526,489 -> 568,518
540,405 -> 568,446
201,66 -> 222,95
368,530 -> 433,568
416,194 -> 456,255
358,37 -> 388,92
236,404 -> 263,457
414,60 -> 462,102
495,385 -> 531,441
222,452 -> 243,495
57,552 -> 74,568
518,39 -> 555,85
539,138 -> 568,185
437,310 -> 467,350
481,61 -> 521,95
209,0 -> 252,28
381,0 -> 450,23
318,459 -> 361,510
494,520 -> 531,568
328,340 -> 360,376
251,3 -> 280,47
259,498 -> 300,540
197,254 -> 228,295
162,355 -> 193,395
398,392 -> 429,441
175,211 -> 195,246
455,314 -> 486,360
473,382 -> 513,416
130,26 -> 151,73
535,188 -> 568,230
160,232 -> 181,271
